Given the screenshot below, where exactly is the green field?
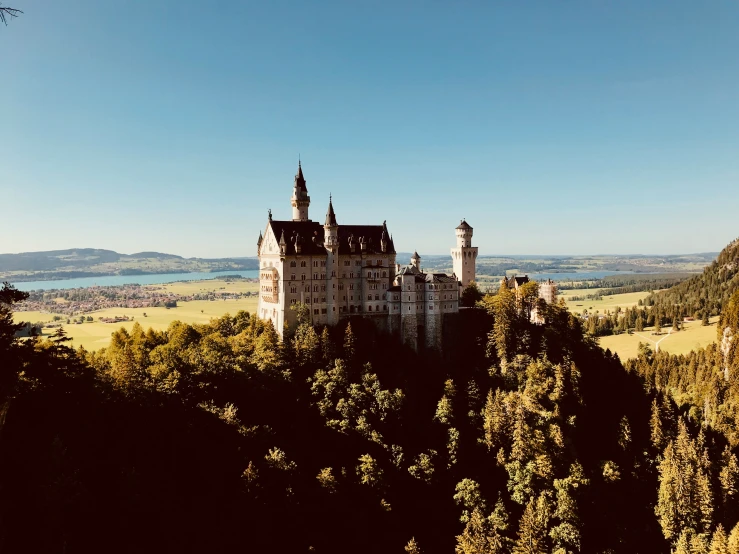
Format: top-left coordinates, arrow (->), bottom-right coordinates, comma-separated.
561,289 -> 654,314
15,279 -> 259,351
598,317 -> 720,360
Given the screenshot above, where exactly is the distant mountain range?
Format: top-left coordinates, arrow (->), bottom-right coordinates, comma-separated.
0,249 -> 259,282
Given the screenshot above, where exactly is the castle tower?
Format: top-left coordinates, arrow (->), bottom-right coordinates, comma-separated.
291,161 -> 310,221
411,251 -> 421,271
451,219 -> 478,288
324,196 -> 340,325
324,196 -> 338,249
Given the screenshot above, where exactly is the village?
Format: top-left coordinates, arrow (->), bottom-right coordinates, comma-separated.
15,280 -> 259,318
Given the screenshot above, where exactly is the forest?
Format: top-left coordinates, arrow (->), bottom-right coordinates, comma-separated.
2,239 -> 739,553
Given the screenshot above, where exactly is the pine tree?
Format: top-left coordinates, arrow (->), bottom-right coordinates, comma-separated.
709,524 -> 728,554
654,311 -> 662,335
650,398 -> 666,452
343,322 -> 356,362
720,447 -> 739,523
455,508 -> 506,554
703,310 -> 711,326
512,495 -> 549,554
636,315 -> 644,332
405,537 -> 422,554
727,522 -> 739,551
320,326 -> 333,363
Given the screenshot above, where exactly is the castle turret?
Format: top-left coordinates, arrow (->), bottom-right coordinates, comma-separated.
411,251 -> 421,271
324,195 -> 338,249
291,160 -> 310,221
451,219 -> 478,288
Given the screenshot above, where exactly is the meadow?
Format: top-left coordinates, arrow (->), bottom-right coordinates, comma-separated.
15,279 -> 259,351
561,288 -> 654,314
599,317 -> 720,360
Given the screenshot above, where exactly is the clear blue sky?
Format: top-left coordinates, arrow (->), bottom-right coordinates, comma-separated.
2,0 -> 738,258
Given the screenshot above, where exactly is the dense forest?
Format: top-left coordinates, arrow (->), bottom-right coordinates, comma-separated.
2,240 -> 739,553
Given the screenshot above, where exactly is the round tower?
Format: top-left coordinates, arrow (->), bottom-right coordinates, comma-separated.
411,251 -> 421,271
451,219 -> 478,288
291,160 -> 310,221
324,196 -> 338,249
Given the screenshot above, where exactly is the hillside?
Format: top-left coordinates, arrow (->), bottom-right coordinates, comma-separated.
0,248 -> 259,282
646,237 -> 739,318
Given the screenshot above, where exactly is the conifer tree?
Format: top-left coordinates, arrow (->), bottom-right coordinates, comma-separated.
727,522 -> 739,552
455,508 -> 506,554
343,322 -> 356,362
709,524 -> 728,554
512,495 -> 549,554
636,314 -> 644,332
405,537 -> 422,554
320,326 -> 333,363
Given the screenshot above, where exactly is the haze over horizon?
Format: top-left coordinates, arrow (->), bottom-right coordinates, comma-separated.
3,0 -> 738,258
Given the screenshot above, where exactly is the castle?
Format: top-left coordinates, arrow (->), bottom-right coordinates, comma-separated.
256,162 -> 478,351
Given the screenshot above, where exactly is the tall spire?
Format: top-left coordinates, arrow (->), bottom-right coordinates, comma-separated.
325,194 -> 337,227
294,159 -> 307,192
291,159 -> 310,221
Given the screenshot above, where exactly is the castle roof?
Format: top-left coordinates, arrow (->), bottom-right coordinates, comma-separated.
456,219 -> 472,231
294,161 -> 307,193
325,197 -> 337,227
267,219 -> 395,256
503,275 -> 530,288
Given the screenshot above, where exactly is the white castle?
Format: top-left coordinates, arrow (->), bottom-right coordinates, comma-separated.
256,162 -> 479,351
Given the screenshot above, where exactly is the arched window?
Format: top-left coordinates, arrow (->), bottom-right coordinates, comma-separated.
290,261 -> 296,267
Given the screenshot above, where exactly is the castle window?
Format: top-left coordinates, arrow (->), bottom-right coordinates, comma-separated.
377,260 -> 382,266
314,309 -> 319,315
375,295 -> 379,300
314,261 -> 318,267
321,285 -> 326,292
344,261 -> 350,266
382,271 -> 387,278
350,306 -> 355,313
291,274 -> 296,280
322,308 -> 327,314
301,261 -> 306,267
368,306 -> 372,312
367,295 -> 372,301
301,274 -> 306,280
306,298 -> 311,303
383,305 -> 387,311
367,272 -> 371,278
349,284 -> 354,290
290,299 -> 297,304
355,261 -> 361,266
321,261 -> 326,267
290,261 -> 296,267
339,284 -> 344,290
350,272 -> 354,278
314,297 -> 318,304
321,297 -> 326,303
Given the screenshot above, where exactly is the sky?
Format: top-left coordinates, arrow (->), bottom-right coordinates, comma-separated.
2,0 -> 739,258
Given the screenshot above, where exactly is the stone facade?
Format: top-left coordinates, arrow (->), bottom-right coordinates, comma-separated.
256,162 -> 477,351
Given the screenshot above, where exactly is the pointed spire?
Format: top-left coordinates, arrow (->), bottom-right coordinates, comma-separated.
257,230 -> 263,247
325,194 -> 337,227
279,229 -> 286,246
411,251 -> 421,260
294,159 -> 307,192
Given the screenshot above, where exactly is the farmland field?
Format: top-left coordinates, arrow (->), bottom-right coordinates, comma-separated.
14,279 -> 259,351
561,289 -> 655,314
598,317 -> 720,360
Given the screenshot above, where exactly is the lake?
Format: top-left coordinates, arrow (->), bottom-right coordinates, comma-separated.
11,270 -> 261,292
526,270 -> 634,281
11,269 -> 635,292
